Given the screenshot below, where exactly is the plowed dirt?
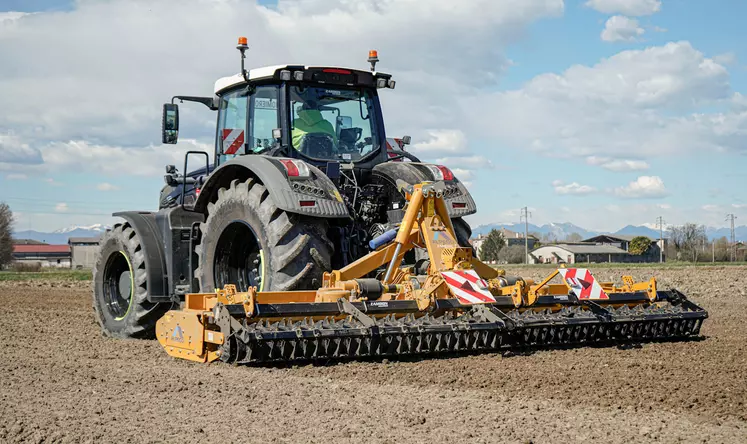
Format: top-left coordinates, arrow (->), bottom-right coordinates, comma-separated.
1,266 -> 746,443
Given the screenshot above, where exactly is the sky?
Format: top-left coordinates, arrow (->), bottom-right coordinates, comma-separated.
1,0 -> 746,233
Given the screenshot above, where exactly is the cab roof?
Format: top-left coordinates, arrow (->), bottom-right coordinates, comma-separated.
214,65 -> 392,94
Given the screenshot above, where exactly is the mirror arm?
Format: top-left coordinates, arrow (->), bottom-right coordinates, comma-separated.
171,95 -> 218,111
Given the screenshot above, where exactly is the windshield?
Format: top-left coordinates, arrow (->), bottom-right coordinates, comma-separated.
290,86 -> 378,162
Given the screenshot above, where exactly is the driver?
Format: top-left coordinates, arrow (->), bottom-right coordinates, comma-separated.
291,100 -> 338,150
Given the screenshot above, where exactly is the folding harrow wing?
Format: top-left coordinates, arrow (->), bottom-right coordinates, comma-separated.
156,181 -> 708,364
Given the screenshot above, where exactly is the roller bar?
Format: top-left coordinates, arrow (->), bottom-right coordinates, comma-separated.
217,295 -> 707,364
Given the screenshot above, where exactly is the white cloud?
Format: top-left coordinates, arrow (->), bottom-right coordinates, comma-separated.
55,203 -> 68,213
731,203 -> 747,209
586,156 -> 649,171
450,168 -> 474,181
657,203 -> 672,209
585,0 -> 661,16
713,52 -> 737,65
0,133 -> 42,164
410,129 -> 468,155
0,12 -> 29,24
434,155 -> 494,169
553,180 -> 596,195
5,173 -> 27,180
0,138 -> 211,178
45,178 -> 64,187
464,42 -> 739,161
0,0 -> 566,189
601,16 -> 645,42
97,182 -> 120,191
613,176 -> 668,198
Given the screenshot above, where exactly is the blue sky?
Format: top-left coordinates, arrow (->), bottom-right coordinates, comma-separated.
1,0 -> 745,233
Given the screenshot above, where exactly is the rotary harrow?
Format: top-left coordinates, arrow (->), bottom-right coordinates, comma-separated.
155,181 -> 707,364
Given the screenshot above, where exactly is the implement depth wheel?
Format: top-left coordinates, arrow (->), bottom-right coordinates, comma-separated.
195,178 -> 332,293
92,223 -> 169,339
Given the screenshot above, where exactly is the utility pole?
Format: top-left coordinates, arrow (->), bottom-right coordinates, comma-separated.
726,213 -> 737,262
656,216 -> 665,263
520,207 -> 531,264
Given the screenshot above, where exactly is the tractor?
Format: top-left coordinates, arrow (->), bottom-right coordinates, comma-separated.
92,40 -> 476,338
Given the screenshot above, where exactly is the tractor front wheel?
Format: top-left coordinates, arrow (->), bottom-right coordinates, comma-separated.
92,223 -> 169,338
195,178 -> 332,293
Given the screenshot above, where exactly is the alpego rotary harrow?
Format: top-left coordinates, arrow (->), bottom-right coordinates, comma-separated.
156,181 -> 708,364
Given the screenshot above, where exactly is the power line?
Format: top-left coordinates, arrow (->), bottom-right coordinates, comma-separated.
656,216 -> 665,263
726,213 -> 737,262
520,207 -> 531,264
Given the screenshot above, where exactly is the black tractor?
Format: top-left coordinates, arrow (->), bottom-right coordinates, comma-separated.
92,41 -> 476,338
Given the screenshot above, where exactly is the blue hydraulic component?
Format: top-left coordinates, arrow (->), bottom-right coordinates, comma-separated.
369,229 -> 397,250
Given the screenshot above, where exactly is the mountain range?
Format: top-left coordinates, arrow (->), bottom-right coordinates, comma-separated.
13,222 -> 747,244
471,222 -> 747,242
13,224 -> 110,245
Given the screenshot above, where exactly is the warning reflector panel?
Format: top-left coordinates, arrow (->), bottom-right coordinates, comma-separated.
558,268 -> 609,300
441,270 -> 496,305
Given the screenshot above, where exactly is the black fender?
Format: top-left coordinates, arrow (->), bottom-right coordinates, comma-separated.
193,155 -> 349,218
111,211 -> 169,302
372,162 -> 477,217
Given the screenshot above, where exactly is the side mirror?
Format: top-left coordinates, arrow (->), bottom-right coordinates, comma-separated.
162,104 -> 179,144
401,135 -> 411,145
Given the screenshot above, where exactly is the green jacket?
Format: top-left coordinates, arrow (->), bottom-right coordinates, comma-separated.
292,109 -> 337,149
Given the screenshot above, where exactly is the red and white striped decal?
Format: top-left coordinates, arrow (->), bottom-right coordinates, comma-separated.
222,129 -> 245,155
385,138 -> 403,151
441,270 -> 496,305
558,268 -> 609,300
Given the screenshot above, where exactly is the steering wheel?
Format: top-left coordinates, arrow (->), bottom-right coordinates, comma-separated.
298,133 -> 337,158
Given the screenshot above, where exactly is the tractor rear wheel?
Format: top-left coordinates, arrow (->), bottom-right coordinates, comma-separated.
92,223 -> 169,338
452,217 -> 473,248
195,178 -> 332,293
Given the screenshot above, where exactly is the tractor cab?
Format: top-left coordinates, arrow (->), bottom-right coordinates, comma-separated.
162,39 -> 402,177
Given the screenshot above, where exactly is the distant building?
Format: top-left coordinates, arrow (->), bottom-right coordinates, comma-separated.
68,237 -> 101,269
470,228 -> 538,257
12,245 -> 71,268
499,228 -> 538,249
528,234 -> 663,264
528,243 -> 630,264
582,234 -> 662,262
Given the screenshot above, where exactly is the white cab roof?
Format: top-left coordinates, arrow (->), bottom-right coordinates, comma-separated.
213,65 -> 388,94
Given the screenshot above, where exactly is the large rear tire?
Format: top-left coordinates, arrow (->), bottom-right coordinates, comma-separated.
452,217 -> 473,248
92,223 -> 169,338
195,178 -> 332,292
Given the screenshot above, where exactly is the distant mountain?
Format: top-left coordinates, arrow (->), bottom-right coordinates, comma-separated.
14,226 -> 109,245
53,224 -> 109,234
13,221 -> 747,246
472,222 -> 598,240
613,225 -> 662,239
472,222 -> 747,242
707,226 -> 747,241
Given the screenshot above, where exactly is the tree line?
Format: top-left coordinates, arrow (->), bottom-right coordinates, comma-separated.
0,202 -> 13,268
477,229 -> 527,264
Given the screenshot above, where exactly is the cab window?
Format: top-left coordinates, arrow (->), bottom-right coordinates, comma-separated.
217,89 -> 247,164
248,86 -> 279,153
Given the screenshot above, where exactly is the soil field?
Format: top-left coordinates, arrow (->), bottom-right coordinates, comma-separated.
1,266 -> 746,443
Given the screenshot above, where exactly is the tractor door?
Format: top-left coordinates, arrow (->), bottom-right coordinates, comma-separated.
247,85 -> 280,153
216,89 -> 248,165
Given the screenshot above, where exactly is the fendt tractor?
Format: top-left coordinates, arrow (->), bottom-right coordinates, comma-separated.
93,38 -> 707,364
